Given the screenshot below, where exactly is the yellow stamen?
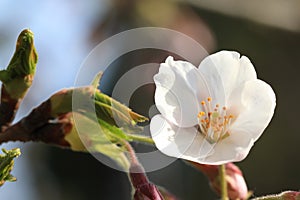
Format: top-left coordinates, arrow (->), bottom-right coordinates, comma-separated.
197,111 -> 205,118
197,98 -> 235,143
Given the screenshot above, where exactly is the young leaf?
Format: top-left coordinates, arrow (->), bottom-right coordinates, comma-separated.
0,29 -> 37,99
0,148 -> 21,186
65,112 -> 130,170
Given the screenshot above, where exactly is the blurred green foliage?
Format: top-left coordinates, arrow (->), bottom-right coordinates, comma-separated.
0,148 -> 20,186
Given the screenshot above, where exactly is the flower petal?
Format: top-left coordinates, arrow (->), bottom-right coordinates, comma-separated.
194,80 -> 276,164
150,115 -> 217,162
196,132 -> 255,164
198,51 -> 257,105
150,114 -> 198,158
154,56 -> 209,127
229,79 -> 276,141
197,60 -> 225,107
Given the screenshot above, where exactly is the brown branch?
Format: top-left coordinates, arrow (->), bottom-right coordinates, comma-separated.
0,99 -> 71,148
0,87 -> 92,147
0,87 -> 19,128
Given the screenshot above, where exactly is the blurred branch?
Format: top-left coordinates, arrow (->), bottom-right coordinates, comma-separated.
0,29 -> 37,128
252,191 -> 300,200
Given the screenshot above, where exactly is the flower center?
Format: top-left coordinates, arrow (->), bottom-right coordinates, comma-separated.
197,97 -> 234,143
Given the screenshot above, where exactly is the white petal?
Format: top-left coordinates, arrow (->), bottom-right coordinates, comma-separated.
150,115 -> 217,162
198,51 -> 257,105
199,80 -> 276,165
199,77 -> 274,165
195,132 -> 255,165
229,79 -> 276,141
154,56 -> 209,127
198,58 -> 225,107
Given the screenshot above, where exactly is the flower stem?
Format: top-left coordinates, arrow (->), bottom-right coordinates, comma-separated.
121,140 -> 139,164
127,134 -> 155,145
219,164 -> 229,200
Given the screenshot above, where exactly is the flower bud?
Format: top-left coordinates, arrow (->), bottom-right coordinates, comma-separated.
189,162 -> 248,200
129,164 -> 164,200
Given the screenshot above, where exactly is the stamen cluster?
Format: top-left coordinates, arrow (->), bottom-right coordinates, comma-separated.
197,97 -> 234,143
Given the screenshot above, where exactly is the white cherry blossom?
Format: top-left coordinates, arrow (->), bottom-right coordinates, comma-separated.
150,51 -> 276,164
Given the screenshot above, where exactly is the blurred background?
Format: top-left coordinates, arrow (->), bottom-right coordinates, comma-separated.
0,0 -> 300,199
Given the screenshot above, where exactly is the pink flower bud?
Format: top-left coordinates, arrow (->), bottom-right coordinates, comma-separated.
129,164 -> 164,200
189,162 -> 248,200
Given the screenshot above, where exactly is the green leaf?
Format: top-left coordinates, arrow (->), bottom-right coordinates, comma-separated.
65,112 -> 130,170
0,148 -> 21,187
